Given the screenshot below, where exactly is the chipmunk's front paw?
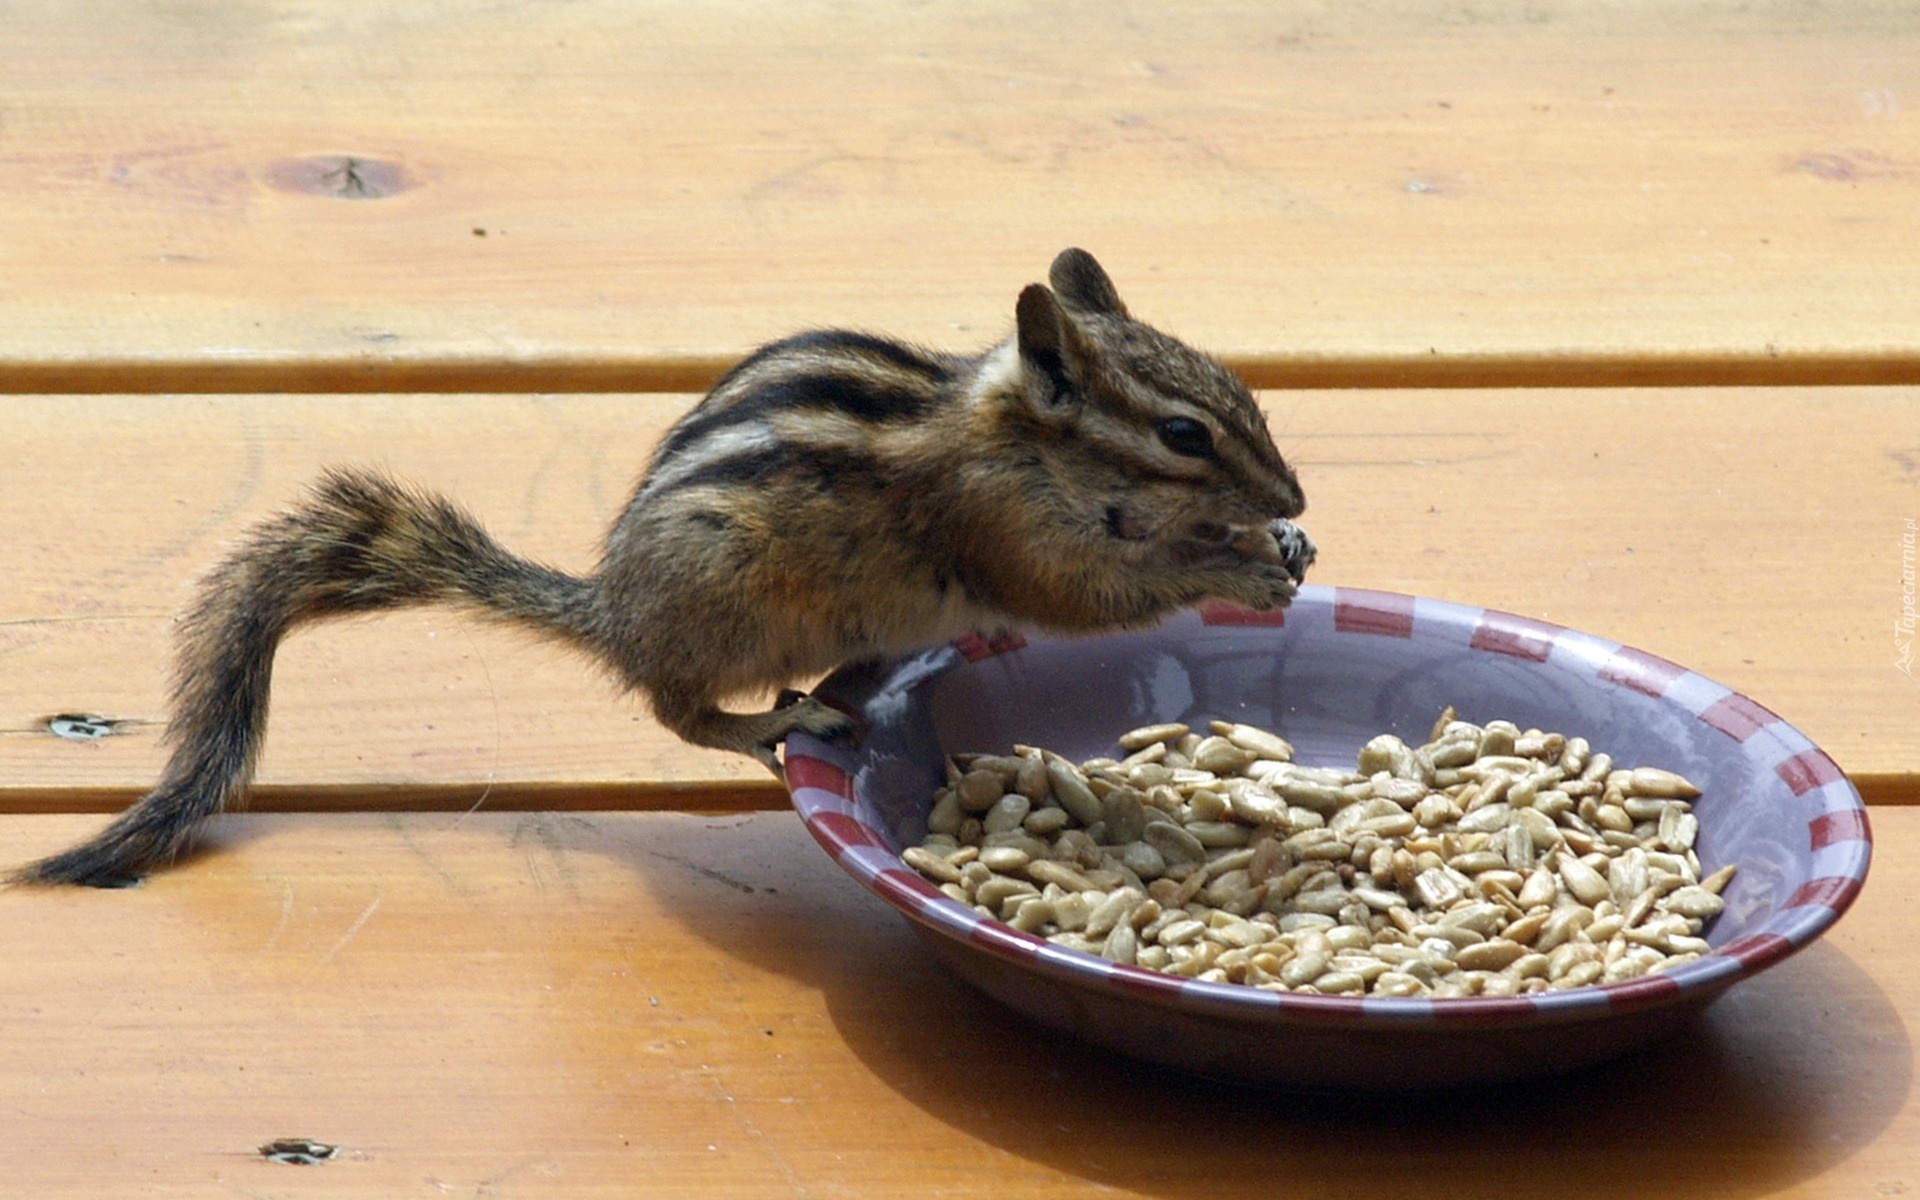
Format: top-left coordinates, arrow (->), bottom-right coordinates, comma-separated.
1202,560 -> 1300,612
1224,519 -> 1315,584
1270,519 -> 1316,585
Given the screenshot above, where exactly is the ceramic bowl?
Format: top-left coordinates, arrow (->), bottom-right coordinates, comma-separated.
785,586 -> 1871,1089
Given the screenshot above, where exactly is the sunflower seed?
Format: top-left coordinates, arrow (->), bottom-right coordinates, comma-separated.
910,714 -> 1723,998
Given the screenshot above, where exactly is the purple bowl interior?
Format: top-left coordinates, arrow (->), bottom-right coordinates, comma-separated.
790,586 -> 1870,1086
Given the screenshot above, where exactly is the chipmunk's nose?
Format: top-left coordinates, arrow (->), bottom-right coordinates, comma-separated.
1266,473 -> 1306,521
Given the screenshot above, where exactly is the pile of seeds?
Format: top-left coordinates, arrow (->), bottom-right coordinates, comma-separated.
904,709 -> 1734,998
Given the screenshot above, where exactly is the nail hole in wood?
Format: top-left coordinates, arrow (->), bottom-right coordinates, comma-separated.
259,1138 -> 341,1166
45,713 -> 118,741
264,155 -> 418,200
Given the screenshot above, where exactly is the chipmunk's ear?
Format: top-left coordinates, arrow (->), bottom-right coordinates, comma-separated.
1048,248 -> 1128,317
1015,283 -> 1087,413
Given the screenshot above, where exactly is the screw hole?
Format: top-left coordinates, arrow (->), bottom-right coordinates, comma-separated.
46,714 -> 118,741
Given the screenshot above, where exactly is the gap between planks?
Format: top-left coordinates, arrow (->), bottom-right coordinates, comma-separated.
5,351 -> 1920,395
0,780 -> 792,816
0,774 -> 1911,817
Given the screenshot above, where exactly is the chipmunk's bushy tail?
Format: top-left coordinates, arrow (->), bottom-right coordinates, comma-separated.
12,469 -> 598,887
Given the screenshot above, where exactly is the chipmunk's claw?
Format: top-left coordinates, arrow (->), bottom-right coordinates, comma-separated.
1271,518 -> 1317,584
770,692 -> 857,752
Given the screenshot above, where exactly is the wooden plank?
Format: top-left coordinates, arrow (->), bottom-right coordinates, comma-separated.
3,2 -> 1920,391
0,808 -> 1913,1197
2,390 -> 1914,810
0,392 -> 766,801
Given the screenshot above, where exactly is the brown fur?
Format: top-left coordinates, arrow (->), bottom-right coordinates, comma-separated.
14,249 -> 1312,887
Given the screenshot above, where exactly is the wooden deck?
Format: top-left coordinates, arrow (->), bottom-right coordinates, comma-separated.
3,809 -> 1915,1198
2,2 -> 1915,1196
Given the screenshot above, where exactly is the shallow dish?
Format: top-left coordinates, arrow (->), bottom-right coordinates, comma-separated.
785,586 -> 1871,1089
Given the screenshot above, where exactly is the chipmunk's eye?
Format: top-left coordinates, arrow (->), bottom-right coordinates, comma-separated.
1156,417 -> 1214,458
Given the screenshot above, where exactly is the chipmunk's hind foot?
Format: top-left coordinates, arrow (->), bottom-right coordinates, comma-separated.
661,691 -> 856,780
757,693 -> 856,776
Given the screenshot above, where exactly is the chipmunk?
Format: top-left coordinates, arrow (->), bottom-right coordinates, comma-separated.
15,249 -> 1314,888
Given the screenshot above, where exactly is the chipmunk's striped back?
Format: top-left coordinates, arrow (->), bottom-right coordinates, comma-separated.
16,249 -> 1313,887
635,330 -> 962,504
